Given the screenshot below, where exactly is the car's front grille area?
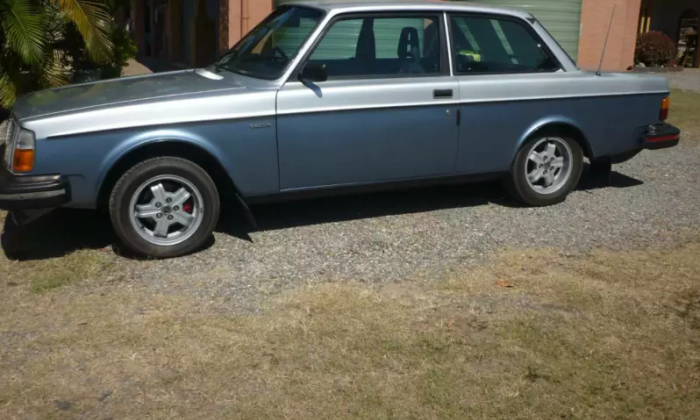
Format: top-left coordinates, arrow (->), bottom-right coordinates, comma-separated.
3,119 -> 17,167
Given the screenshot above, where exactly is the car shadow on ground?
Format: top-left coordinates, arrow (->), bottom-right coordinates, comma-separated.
1,167 -> 643,261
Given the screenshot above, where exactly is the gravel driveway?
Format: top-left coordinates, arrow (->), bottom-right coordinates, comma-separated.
656,68 -> 700,92
7,139 -> 699,312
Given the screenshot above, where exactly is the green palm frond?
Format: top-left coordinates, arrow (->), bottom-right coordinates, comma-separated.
37,48 -> 69,88
0,0 -> 45,65
52,0 -> 113,63
0,74 -> 18,109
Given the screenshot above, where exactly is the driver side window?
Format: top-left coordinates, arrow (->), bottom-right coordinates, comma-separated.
449,14 -> 559,75
306,14 -> 442,80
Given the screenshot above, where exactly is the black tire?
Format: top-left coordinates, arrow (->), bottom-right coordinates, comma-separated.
109,157 -> 220,258
1,213 -> 23,259
506,134 -> 584,207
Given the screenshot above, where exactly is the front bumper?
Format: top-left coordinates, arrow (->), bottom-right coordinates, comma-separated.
642,123 -> 680,150
0,157 -> 70,211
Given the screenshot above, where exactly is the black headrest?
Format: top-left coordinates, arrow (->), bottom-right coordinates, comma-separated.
355,18 -> 376,60
398,27 -> 420,59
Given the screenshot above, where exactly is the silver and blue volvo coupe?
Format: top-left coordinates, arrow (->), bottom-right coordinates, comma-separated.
0,1 -> 681,257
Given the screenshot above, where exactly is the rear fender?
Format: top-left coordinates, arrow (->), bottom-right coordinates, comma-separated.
518,116 -> 595,159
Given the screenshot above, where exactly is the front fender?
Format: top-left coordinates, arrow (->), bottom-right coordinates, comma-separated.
94,128 -> 231,198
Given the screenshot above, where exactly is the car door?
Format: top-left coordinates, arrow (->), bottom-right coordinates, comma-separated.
447,13 -> 574,175
276,12 -> 459,191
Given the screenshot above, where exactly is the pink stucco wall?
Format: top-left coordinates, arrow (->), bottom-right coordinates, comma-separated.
578,0 -> 642,71
226,0 -> 273,49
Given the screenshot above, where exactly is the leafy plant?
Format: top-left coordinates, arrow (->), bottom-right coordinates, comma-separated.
66,21 -> 135,81
635,31 -> 677,67
0,0 -> 115,108
100,25 -> 136,78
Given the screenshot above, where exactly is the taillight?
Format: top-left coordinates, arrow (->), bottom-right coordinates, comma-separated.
660,97 -> 670,121
12,129 -> 36,173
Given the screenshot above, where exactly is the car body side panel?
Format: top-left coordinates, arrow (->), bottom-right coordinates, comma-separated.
276,78 -> 460,190
453,72 -> 667,174
456,94 -> 664,174
31,117 -> 279,208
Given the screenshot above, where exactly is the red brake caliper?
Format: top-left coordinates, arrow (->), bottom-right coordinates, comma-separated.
182,201 -> 193,214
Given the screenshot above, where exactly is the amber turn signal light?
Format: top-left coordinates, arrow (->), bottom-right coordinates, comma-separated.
11,128 -> 36,173
660,97 -> 670,121
13,149 -> 35,173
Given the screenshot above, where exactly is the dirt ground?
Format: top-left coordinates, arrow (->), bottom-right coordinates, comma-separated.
1,239 -> 699,419
0,88 -> 699,420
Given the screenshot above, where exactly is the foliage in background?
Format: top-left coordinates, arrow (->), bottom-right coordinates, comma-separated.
635,31 -> 677,67
0,0 -> 116,108
66,23 -> 135,82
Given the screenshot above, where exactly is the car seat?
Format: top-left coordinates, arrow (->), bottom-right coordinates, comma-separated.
398,27 -> 425,75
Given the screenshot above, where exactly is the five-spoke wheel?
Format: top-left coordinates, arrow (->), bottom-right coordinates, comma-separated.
129,175 -> 203,247
110,157 -> 220,258
507,134 -> 583,206
525,137 -> 573,195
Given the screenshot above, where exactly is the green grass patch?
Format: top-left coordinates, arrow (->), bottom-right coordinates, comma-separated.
669,88 -> 700,134
30,271 -> 74,293
28,251 -> 113,293
0,246 -> 114,293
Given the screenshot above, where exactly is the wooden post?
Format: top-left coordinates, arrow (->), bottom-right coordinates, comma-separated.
219,0 -> 230,55
133,0 -> 147,58
695,29 -> 700,68
168,0 -> 183,62
149,0 -> 156,57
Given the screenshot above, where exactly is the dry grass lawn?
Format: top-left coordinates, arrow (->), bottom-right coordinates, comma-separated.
0,86 -> 698,419
669,88 -> 700,135
1,237 -> 699,419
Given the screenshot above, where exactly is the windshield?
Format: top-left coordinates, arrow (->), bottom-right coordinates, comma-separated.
215,6 -> 324,80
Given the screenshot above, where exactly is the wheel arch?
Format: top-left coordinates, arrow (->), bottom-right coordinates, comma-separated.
96,139 -> 240,211
518,118 -> 594,160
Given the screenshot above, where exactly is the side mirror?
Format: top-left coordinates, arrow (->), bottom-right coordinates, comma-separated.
298,63 -> 328,83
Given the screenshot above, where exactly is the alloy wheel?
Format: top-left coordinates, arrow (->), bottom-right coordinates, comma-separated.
128,175 -> 205,247
524,137 -> 574,195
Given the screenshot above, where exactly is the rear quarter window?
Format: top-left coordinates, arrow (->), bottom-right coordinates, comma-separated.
449,14 -> 559,75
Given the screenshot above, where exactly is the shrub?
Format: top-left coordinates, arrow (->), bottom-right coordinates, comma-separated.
635,31 -> 677,67
68,24 -> 137,82
99,26 -> 138,79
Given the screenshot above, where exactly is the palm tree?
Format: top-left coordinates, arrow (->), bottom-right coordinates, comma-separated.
0,0 -> 114,108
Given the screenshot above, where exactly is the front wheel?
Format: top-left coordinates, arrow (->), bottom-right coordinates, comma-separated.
506,135 -> 583,206
109,157 -> 220,258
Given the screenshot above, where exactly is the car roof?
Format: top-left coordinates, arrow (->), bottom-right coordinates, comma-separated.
280,1 -> 533,20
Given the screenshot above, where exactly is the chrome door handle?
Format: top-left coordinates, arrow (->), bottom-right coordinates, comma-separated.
433,89 -> 453,99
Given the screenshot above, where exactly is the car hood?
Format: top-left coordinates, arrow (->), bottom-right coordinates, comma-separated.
13,69 -> 243,122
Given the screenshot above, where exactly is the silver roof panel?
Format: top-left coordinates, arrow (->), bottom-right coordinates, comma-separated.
280,1 -> 533,19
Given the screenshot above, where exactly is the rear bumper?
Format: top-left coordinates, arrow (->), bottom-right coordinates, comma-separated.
642,123 -> 680,150
0,164 -> 70,211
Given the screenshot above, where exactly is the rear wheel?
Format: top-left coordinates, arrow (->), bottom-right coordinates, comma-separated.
506,135 -> 583,206
109,157 -> 220,258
